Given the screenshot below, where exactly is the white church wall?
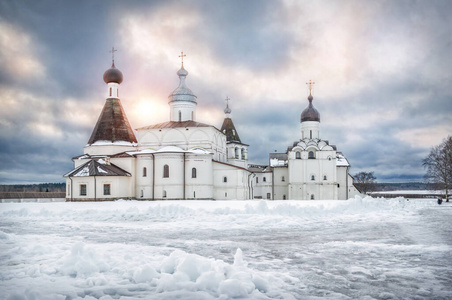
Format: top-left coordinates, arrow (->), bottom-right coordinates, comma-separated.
153,153 -> 185,200
184,154 -> 213,199
213,162 -> 250,200
135,155 -> 154,199
253,172 -> 272,199
273,167 -> 289,200
66,176 -> 132,201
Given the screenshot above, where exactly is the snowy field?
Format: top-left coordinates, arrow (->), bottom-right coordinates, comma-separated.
1,196 -> 451,300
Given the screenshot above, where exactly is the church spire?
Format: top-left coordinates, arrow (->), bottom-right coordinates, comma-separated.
224,96 -> 232,116
87,52 -> 137,146
169,52 -> 197,122
221,97 -> 241,143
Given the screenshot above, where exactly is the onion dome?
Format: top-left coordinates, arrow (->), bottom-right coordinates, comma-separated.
300,92 -> 320,122
169,66 -> 197,103
103,62 -> 123,84
224,105 -> 232,115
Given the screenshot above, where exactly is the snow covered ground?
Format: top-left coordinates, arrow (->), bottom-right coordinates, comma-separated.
1,196 -> 451,299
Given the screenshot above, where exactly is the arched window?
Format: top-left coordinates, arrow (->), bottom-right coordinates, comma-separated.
163,165 -> 169,178
311,175 -> 315,181
109,87 -> 112,97
311,194 -> 315,200
241,148 -> 245,160
263,177 -> 266,182
235,148 -> 239,159
323,175 -> 327,180
283,194 -> 286,200
143,167 -> 147,177
310,130 -> 312,139
192,168 -> 197,178
308,151 -> 315,159
282,176 -> 285,182
178,111 -> 182,122
223,176 -> 227,183
296,151 -> 301,159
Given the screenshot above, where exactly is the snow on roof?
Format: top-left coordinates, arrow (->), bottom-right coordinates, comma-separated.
88,140 -> 137,146
336,152 -> 350,167
129,147 -> 213,156
64,159 -> 131,177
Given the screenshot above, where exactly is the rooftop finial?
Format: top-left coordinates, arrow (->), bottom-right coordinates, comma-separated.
179,51 -> 186,68
306,79 -> 315,95
224,96 -> 232,115
109,47 -> 118,66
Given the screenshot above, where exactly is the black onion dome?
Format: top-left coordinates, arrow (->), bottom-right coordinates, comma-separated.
300,93 -> 320,122
103,63 -> 123,84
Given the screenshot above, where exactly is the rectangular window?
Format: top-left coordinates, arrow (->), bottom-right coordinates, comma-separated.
103,184 -> 111,195
80,184 -> 87,196
267,193 -> 271,199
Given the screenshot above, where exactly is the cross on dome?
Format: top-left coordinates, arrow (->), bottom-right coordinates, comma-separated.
109,47 -> 118,65
179,51 -> 186,67
306,80 -> 315,95
224,96 -> 232,115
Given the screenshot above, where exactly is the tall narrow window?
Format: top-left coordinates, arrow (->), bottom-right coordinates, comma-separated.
310,130 -> 312,139
163,190 -> 167,198
192,168 -> 197,178
311,175 -> 315,181
263,177 -> 266,182
311,194 -> 315,200
296,151 -> 301,159
308,151 -> 315,159
282,176 -> 285,182
194,191 -> 196,198
103,184 -> 111,195
267,193 -> 271,199
223,176 -> 227,183
140,190 -> 143,198
163,165 -> 169,178
283,194 -> 286,200
80,184 -> 87,196
143,167 -> 147,177
178,111 -> 181,122
109,87 -> 112,97
241,149 -> 245,160
256,177 -> 259,183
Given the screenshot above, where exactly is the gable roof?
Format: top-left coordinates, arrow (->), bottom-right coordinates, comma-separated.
88,98 -> 137,145
64,159 -> 131,177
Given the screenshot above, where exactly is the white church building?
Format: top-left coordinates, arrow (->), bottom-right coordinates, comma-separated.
64,55 -> 359,201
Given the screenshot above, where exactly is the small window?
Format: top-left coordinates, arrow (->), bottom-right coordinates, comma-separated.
310,130 -> 312,139
323,175 -> 327,180
267,193 -> 271,199
256,177 -> 259,183
223,176 -> 227,183
225,192 -> 227,197
263,177 -> 266,182
282,176 -> 285,182
178,111 -> 181,122
109,87 -> 112,97
296,151 -> 301,159
80,184 -> 87,196
194,191 -> 196,198
103,184 -> 111,195
163,190 -> 167,198
143,167 -> 147,177
338,184 -> 340,188
140,190 -> 143,198
192,167 -> 197,178
311,194 -> 315,200
311,175 -> 315,181
163,165 -> 169,178
309,151 -> 315,159
283,194 -> 286,200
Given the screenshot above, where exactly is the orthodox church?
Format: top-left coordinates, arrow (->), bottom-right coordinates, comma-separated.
64,54 -> 359,201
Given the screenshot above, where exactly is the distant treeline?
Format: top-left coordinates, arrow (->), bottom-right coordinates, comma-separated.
374,182 -> 429,191
0,183 -> 66,193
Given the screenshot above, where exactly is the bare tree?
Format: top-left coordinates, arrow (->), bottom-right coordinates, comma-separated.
423,136 -> 452,202
353,171 -> 377,194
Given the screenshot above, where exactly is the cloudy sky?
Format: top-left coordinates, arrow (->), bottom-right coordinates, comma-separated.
0,0 -> 451,184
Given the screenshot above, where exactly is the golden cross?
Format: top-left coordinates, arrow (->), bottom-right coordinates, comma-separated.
306,80 -> 315,94
179,51 -> 186,67
109,47 -> 118,64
